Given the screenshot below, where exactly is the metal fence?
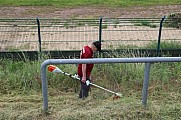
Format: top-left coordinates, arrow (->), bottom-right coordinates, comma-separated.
0,17 -> 180,52
41,57 -> 181,111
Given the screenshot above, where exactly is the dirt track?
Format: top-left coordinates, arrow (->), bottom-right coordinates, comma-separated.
0,5 -> 181,18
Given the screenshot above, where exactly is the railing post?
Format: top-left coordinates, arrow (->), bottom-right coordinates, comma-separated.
41,61 -> 49,111
157,16 -> 166,57
36,17 -> 42,59
142,62 -> 151,106
99,17 -> 102,51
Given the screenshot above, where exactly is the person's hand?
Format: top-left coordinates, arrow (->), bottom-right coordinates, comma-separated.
81,76 -> 87,83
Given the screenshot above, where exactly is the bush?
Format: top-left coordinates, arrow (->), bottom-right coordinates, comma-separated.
165,12 -> 181,29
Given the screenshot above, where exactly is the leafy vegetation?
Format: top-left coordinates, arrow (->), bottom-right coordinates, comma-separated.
164,12 -> 181,29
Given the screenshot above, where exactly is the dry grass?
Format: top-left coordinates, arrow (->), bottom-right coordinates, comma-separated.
0,85 -> 180,120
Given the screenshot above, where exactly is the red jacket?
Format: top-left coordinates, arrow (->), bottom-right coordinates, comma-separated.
77,45 -> 94,77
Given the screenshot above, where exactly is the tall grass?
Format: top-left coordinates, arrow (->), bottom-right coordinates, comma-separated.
145,41 -> 181,49
117,41 -> 181,50
0,60 -> 42,95
0,42 -> 181,119
0,41 -> 181,95
0,0 -> 180,7
0,49 -> 181,96
1,54 -> 181,119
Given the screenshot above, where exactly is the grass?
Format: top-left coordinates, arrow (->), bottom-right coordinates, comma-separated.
0,48 -> 181,119
149,41 -> 181,49
0,0 -> 181,119
164,12 -> 181,29
0,93 -> 180,119
116,41 -> 181,50
132,19 -> 157,28
0,0 -> 180,8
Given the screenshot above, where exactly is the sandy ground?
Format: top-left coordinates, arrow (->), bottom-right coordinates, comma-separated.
0,5 -> 180,51
0,5 -> 181,18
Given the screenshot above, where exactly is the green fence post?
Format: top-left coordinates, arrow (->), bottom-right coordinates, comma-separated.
99,17 -> 102,51
36,17 -> 42,59
157,16 -> 166,57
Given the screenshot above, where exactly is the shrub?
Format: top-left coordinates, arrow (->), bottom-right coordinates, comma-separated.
165,12 -> 181,29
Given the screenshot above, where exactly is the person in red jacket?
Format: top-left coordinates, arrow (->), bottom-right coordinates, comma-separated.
77,41 -> 101,99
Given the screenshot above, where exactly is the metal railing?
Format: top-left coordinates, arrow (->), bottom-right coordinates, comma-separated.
41,57 -> 181,111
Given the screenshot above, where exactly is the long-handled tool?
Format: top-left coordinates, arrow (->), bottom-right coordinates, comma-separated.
48,65 -> 122,97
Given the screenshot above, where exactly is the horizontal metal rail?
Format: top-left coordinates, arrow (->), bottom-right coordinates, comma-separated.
41,57 -> 181,111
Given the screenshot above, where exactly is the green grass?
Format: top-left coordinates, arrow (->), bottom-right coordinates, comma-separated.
133,19 -> 157,28
0,0 -> 180,8
0,0 -> 181,119
117,41 -> 181,50
0,48 -> 181,119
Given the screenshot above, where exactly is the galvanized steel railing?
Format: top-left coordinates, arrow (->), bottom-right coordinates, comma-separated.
41,57 -> 181,111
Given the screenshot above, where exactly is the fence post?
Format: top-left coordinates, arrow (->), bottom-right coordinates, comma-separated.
157,16 -> 166,57
36,17 -> 42,59
99,17 -> 102,51
142,62 -> 151,106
